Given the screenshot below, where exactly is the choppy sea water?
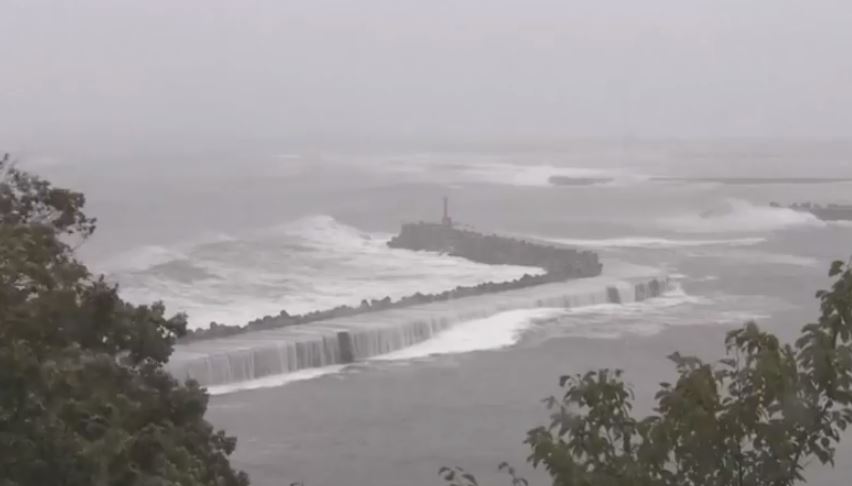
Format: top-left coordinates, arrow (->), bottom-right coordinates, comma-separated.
48,143 -> 852,486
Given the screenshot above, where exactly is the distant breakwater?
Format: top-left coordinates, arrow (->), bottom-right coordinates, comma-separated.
181,224 -> 602,343
167,268 -> 669,389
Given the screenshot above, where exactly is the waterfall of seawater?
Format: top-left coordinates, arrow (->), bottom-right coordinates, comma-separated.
166,270 -> 669,387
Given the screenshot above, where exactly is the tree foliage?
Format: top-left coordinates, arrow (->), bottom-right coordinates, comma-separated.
0,154 -> 248,486
440,259 -> 852,486
523,258 -> 852,486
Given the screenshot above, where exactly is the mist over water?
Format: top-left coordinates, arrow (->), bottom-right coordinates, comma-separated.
100,215 -> 544,329
4,1 -> 852,484
12,140 -> 852,486
80,148 -> 852,343
77,150 -> 849,396
658,198 -> 826,233
87,150 -> 852,335
148,149 -> 848,486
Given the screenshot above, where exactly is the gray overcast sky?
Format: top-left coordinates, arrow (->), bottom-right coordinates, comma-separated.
1,0 -> 851,155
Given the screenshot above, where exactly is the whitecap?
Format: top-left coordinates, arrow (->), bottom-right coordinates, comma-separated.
96,245 -> 189,273
104,215 -> 545,329
367,156 -> 646,188
373,308 -> 566,361
550,288 -> 777,340
657,199 -> 825,234
528,235 -> 766,249
207,365 -> 346,396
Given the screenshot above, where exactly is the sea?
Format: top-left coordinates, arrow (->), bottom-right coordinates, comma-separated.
35,140 -> 852,486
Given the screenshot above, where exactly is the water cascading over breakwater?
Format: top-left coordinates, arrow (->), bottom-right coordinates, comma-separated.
166,265 -> 669,388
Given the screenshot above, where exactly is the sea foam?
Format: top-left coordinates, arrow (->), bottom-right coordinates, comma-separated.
103,215 -> 544,329
528,235 -> 766,249
658,199 -> 824,234
167,262 -> 670,393
373,308 -> 565,361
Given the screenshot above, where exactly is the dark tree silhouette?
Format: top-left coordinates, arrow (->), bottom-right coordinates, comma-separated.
443,258 -> 852,486
0,154 -> 249,485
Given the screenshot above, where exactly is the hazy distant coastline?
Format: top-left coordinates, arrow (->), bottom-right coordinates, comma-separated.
548,175 -> 852,187
651,177 -> 852,185
547,176 -> 616,186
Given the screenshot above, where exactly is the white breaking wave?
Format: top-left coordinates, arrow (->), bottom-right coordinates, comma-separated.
201,279 -> 722,395
94,231 -> 237,273
452,162 -> 615,187
560,284 -> 707,317
371,156 -> 645,188
100,245 -> 189,273
102,215 -> 544,329
207,365 -> 346,396
371,284 -> 699,362
373,308 -> 566,361
169,267 -> 671,394
548,286 -> 779,340
529,235 -> 766,249
658,199 -> 824,234
373,284 -> 700,362
205,308 -> 563,395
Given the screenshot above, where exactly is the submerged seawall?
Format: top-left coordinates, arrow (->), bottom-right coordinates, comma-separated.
166,263 -> 668,388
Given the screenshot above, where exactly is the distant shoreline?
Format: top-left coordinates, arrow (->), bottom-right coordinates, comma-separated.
547,176 -> 852,187
651,177 -> 852,185
547,176 -> 615,186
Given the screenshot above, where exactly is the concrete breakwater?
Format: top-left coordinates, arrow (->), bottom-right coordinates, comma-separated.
388,222 -> 602,277
166,264 -> 668,388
